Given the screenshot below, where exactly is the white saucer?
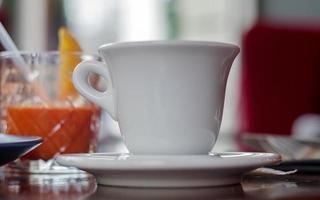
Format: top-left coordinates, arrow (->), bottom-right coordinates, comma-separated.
56,152 -> 281,188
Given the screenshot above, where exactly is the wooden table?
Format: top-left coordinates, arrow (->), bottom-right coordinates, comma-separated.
0,169 -> 320,200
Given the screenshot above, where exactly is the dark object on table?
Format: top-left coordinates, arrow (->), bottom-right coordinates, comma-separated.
0,133 -> 42,166
269,159 -> 320,174
242,133 -> 320,160
242,133 -> 320,174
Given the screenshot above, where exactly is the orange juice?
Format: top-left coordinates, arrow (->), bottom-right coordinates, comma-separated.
5,106 -> 99,160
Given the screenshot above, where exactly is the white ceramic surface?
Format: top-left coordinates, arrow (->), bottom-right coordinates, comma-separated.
56,152 -> 281,188
73,41 -> 240,154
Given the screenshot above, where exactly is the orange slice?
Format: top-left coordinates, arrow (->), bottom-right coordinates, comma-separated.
58,27 -> 82,100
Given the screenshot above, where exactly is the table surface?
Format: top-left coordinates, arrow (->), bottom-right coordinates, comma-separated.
0,169 -> 320,200
1,133 -> 319,199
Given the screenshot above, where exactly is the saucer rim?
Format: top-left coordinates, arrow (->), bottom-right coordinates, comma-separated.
56,152 -> 281,171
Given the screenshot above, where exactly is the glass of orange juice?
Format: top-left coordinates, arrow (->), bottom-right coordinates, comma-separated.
0,52 -> 100,173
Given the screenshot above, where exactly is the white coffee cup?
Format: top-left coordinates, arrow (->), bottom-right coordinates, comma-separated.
72,41 -> 239,155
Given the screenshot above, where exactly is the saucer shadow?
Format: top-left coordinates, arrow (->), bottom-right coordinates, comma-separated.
88,184 -> 244,200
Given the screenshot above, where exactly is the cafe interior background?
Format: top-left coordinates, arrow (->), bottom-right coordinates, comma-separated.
1,0 -> 320,152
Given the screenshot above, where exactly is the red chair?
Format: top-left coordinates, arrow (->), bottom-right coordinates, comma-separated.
239,22 -> 320,141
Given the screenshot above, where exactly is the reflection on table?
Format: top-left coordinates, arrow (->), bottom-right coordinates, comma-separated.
1,169 -> 320,200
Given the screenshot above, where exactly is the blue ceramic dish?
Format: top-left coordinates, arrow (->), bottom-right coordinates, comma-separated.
0,134 -> 42,166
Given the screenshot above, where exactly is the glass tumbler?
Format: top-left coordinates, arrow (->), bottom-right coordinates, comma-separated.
0,52 -> 100,173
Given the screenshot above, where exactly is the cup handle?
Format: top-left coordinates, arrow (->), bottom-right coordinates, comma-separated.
72,60 -> 117,120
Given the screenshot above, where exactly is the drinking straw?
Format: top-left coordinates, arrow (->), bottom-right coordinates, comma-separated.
0,22 -> 37,82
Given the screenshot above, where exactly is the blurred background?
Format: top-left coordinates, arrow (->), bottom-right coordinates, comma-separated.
1,0 -> 320,151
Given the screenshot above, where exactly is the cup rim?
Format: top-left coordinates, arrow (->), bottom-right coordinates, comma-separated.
99,40 -> 240,52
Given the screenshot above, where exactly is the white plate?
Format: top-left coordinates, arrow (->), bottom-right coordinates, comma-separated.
56,152 -> 281,188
